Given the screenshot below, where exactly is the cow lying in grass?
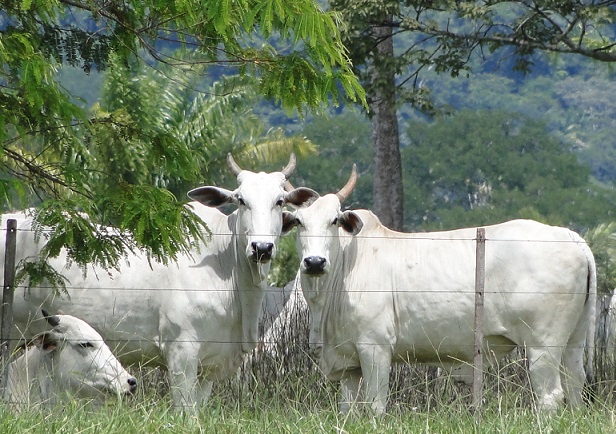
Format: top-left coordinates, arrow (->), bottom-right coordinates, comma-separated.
5,310 -> 137,410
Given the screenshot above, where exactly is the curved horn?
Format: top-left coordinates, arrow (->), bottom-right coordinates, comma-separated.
280,153 -> 296,179
227,153 -> 243,177
335,164 -> 358,203
42,309 -> 60,328
284,180 -> 295,192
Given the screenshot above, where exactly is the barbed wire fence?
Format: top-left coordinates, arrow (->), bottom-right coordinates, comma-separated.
1,219 -> 615,411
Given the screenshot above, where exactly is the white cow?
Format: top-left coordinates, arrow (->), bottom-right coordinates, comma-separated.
5,310 -> 136,410
1,154 -> 312,410
283,167 -> 597,414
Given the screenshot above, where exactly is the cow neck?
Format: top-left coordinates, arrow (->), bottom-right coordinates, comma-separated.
316,237 -> 346,328
320,234 -> 358,346
232,220 -> 268,354
33,348 -> 57,406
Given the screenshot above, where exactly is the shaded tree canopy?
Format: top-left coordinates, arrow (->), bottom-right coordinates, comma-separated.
0,0 -> 364,268
329,0 -> 616,229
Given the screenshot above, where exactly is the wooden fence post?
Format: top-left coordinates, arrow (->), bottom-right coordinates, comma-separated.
473,227 -> 486,414
1,219 -> 17,394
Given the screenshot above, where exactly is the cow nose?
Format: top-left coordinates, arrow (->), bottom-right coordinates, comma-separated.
252,241 -> 274,262
127,377 -> 138,393
309,343 -> 323,359
304,256 -> 326,274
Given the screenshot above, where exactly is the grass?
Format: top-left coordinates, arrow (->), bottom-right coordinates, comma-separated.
4,354 -> 616,434
3,309 -> 616,433
2,392 -> 616,434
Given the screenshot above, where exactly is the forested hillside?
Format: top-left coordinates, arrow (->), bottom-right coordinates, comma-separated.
57,43 -> 616,236
40,2 -> 616,237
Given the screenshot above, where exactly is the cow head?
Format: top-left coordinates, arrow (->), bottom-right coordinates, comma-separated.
283,164 -> 363,277
36,310 -> 137,399
282,166 -> 362,355
188,154 -> 312,266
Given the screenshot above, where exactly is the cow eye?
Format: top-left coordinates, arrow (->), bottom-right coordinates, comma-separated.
77,342 -> 94,349
275,198 -> 284,207
237,197 -> 246,206
332,217 -> 339,226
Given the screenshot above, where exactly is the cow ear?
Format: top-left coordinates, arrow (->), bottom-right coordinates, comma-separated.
188,186 -> 234,207
285,188 -> 319,208
282,212 -> 299,235
339,211 -> 363,235
33,333 -> 59,354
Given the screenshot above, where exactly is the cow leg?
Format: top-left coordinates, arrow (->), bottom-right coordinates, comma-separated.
195,378 -> 214,407
561,331 -> 588,407
526,346 -> 565,411
340,368 -> 362,414
560,349 -> 585,408
358,346 -> 391,415
165,343 -> 200,411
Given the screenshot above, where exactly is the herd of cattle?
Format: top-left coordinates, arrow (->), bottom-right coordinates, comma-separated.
0,155 -> 599,414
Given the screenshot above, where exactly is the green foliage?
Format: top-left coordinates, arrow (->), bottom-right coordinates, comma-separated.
327,0 -> 616,229
32,201 -> 130,272
583,222 -> 616,295
268,232 -> 300,287
296,110 -> 373,207
1,0 -> 364,272
402,110 -> 616,232
94,186 -> 209,265
426,71 -> 616,185
15,258 -> 69,297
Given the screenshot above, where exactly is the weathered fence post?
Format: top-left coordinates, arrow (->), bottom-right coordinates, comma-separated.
1,219 -> 17,394
473,227 -> 486,414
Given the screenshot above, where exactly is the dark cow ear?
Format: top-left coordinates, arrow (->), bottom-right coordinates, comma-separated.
33,332 -> 58,354
285,187 -> 319,208
339,211 -> 363,235
188,186 -> 234,207
282,212 -> 299,235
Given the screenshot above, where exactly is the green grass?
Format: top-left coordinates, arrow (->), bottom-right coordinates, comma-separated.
2,393 -> 616,434
4,310 -> 616,433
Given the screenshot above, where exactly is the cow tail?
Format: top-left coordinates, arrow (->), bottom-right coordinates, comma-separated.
582,236 -> 597,389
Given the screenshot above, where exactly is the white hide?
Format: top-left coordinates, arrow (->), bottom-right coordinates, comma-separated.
1,163 -> 300,410
5,313 -> 136,410
605,289 -> 616,357
289,197 -> 596,415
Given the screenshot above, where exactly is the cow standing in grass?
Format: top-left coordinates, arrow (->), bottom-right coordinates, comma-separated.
283,166 -> 597,414
2,154 -> 311,410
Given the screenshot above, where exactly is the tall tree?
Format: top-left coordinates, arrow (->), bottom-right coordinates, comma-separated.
330,0 -> 616,229
330,0 -> 407,229
0,0 -> 364,267
371,19 -> 404,230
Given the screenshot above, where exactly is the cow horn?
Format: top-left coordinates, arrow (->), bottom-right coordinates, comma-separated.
284,180 -> 295,192
227,153 -> 243,177
42,309 -> 60,327
335,164 -> 358,203
280,153 -> 296,179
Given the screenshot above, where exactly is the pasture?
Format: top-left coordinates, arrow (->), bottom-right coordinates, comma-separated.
3,303 -> 616,433
1,184 -> 613,430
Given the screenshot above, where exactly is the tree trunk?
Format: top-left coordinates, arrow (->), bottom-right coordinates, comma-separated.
370,21 -> 403,231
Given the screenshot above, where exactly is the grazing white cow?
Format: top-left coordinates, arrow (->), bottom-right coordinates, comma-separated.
6,310 -> 136,410
1,154 -> 311,410
283,167 -> 597,414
